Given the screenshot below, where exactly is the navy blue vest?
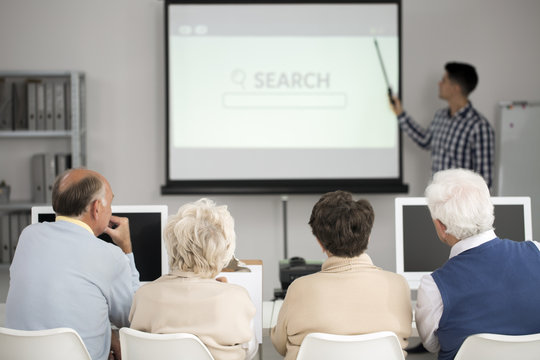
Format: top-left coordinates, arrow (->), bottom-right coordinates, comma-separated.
432,238 -> 540,360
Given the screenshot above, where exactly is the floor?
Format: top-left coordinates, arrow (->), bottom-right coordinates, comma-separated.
258,336 -> 437,360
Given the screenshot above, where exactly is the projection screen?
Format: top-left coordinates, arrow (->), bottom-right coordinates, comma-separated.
163,0 -> 407,194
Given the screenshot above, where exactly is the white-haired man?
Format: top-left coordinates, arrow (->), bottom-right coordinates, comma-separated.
415,168 -> 540,360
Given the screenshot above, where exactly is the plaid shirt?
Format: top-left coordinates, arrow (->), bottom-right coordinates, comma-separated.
398,102 -> 495,188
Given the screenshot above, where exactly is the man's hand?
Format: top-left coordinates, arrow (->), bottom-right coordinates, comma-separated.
390,96 -> 404,116
109,329 -> 121,360
216,276 -> 228,283
104,215 -> 132,254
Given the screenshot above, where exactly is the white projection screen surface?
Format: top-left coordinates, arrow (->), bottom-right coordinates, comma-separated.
163,1 -> 407,194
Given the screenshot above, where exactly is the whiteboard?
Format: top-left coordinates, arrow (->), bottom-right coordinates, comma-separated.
496,101 -> 540,240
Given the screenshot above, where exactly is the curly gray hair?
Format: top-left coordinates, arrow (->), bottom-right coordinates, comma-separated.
164,198 -> 236,278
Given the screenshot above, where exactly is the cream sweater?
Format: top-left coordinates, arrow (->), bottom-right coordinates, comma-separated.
271,254 -> 412,360
129,270 -> 256,360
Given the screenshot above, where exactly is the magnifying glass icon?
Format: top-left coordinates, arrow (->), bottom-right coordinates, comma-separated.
231,69 -> 246,90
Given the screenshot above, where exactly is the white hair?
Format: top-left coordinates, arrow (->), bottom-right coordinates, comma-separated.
164,198 -> 236,278
425,168 -> 494,240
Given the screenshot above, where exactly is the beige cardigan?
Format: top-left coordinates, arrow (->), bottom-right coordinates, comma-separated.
129,271 -> 256,360
271,254 -> 412,360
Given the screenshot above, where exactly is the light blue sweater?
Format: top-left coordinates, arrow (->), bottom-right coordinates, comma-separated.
6,220 -> 140,360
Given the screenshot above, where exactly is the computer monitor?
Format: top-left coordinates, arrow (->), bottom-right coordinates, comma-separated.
31,205 -> 169,282
395,197 -> 533,290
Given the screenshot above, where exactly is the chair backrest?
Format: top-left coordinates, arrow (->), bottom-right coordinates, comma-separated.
454,333 -> 540,360
0,327 -> 92,360
296,331 -> 405,360
119,327 -> 215,360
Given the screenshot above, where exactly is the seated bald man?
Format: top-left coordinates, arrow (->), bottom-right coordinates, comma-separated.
6,168 -> 140,360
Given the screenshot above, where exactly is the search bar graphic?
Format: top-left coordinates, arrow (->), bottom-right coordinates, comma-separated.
222,92 -> 347,109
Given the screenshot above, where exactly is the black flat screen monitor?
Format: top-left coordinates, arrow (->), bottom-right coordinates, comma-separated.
31,205 -> 168,282
395,197 -> 533,289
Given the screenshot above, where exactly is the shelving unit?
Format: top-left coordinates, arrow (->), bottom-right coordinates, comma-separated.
0,71 -> 86,263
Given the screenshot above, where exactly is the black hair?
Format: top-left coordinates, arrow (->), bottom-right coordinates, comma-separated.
445,62 -> 478,96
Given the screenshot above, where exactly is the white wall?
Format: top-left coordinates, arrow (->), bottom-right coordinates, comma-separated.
1,0 -> 540,301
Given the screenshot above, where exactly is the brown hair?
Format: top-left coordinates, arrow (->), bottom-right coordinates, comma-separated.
52,171 -> 105,216
309,190 -> 374,257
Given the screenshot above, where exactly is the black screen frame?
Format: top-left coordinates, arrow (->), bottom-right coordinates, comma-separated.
162,0 -> 407,195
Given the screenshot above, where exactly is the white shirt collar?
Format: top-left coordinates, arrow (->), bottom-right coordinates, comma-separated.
449,229 -> 497,259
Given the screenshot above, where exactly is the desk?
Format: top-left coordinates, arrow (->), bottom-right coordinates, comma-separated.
262,300 -> 418,338
219,260 -> 263,344
1,300 -> 419,339
262,300 -> 282,336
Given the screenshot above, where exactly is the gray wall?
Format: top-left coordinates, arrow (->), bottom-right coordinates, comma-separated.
1,0 -> 540,301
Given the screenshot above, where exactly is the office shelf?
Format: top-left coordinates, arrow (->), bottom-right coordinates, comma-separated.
0,71 -> 86,264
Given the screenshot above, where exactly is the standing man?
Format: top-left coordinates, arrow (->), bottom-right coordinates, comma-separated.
391,62 -> 495,188
6,168 -> 140,360
416,168 -> 540,360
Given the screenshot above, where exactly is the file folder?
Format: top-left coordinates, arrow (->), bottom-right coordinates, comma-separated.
27,82 -> 37,130
44,153 -> 55,203
53,81 -> 66,130
55,153 -> 72,175
0,214 -> 9,263
13,80 -> 28,130
36,82 -> 45,130
31,153 -> 56,203
44,81 -> 54,130
31,154 -> 46,203
0,78 -> 13,130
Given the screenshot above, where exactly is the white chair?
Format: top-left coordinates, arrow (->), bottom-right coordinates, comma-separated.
454,333 -> 540,360
296,331 -> 405,360
0,326 -> 91,360
119,327 -> 215,360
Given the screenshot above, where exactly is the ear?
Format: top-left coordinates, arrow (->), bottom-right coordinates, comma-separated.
434,218 -> 460,246
90,199 -> 100,220
434,219 -> 447,233
433,218 -> 448,242
451,81 -> 465,97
